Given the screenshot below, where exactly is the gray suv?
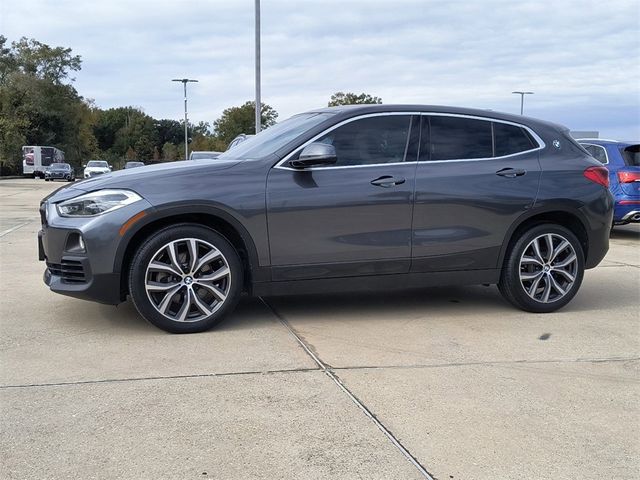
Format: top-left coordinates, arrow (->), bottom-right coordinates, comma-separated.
39,105 -> 613,333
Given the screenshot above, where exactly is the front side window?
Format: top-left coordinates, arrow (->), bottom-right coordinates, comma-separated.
580,144 -> 609,164
313,115 -> 412,167
429,116 -> 493,160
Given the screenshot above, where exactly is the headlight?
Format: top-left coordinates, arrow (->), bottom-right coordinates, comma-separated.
56,189 -> 142,217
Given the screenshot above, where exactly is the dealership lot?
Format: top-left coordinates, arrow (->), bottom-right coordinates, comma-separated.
1,179 -> 638,479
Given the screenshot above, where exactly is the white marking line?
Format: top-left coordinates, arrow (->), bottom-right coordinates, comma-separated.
0,220 -> 33,238
260,297 -> 435,480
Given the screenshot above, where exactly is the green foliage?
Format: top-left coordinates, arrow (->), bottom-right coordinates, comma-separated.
0,37 -> 287,173
213,101 -> 278,145
0,35 -> 93,170
328,91 -> 383,107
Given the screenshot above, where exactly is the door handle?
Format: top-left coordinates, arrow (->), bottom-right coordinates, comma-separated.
496,168 -> 526,178
370,176 -> 406,187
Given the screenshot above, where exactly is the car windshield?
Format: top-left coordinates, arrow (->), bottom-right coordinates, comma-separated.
217,113 -> 334,160
191,152 -> 219,160
50,163 -> 70,170
621,145 -> 640,166
87,161 -> 108,168
126,162 -> 144,167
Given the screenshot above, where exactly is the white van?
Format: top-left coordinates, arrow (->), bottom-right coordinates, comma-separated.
22,146 -> 65,178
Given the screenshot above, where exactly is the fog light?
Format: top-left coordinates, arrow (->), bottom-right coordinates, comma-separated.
65,233 -> 86,253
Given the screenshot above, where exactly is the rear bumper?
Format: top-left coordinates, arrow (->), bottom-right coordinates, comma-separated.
614,202 -> 640,224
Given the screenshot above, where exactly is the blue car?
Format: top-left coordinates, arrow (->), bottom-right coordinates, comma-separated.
578,139 -> 639,226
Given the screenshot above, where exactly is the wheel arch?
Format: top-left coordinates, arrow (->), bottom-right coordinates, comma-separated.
499,208 -> 590,270
115,205 -> 262,301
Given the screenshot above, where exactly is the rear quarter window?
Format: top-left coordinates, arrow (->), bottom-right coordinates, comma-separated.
580,144 -> 609,164
493,122 -> 536,156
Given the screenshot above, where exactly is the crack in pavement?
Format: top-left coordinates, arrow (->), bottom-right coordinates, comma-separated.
259,297 -> 436,480
0,366 -> 321,390
331,355 -> 640,372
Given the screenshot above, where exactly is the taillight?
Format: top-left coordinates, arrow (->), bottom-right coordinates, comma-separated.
583,166 -> 609,188
617,171 -> 640,183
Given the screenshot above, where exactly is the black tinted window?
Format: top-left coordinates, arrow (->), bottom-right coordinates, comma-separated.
621,145 -> 640,166
315,115 -> 411,166
494,122 -> 536,156
429,116 -> 492,160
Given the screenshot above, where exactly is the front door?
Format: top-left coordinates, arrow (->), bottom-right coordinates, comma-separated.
266,114 -> 419,281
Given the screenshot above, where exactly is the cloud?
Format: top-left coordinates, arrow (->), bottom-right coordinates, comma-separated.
1,0 -> 638,138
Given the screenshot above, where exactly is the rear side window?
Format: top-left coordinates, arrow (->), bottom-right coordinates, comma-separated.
493,122 -> 536,157
429,116 -> 493,160
621,145 -> 640,166
580,144 -> 609,164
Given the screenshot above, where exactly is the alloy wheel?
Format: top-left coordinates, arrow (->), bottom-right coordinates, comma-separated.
145,238 -> 231,322
519,233 -> 578,303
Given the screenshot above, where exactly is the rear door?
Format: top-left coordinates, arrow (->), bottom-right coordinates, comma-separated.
411,115 -> 542,272
266,113 -> 419,281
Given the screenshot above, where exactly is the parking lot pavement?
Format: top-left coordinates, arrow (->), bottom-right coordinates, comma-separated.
1,178 -> 639,479
266,227 -> 640,479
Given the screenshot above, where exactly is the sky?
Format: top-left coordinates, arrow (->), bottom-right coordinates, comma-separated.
1,0 -> 639,139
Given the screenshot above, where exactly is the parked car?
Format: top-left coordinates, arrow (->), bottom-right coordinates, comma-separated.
124,161 -> 145,169
83,160 -> 112,179
189,151 -> 221,160
44,163 -> 75,182
227,134 -> 253,150
39,105 -> 612,333
577,139 -> 639,226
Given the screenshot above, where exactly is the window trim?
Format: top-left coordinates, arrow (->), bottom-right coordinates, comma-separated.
578,142 -> 609,165
274,112 -> 546,171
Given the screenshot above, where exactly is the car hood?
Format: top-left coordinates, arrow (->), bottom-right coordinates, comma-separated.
44,158 -> 243,203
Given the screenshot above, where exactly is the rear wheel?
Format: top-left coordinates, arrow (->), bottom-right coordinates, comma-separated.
498,224 -> 584,313
129,224 -> 242,333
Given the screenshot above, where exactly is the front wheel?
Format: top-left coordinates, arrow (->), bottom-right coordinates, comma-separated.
129,224 -> 243,333
498,224 -> 584,313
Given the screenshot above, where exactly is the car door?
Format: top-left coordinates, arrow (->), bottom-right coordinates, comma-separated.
266,113 -> 419,281
411,114 -> 542,272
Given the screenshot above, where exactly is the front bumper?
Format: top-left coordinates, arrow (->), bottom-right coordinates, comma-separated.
84,170 -> 108,178
39,227 -> 122,304
39,196 -> 153,305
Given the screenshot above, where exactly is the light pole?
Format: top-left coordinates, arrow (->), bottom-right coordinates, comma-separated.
172,78 -> 198,160
254,0 -> 261,134
512,91 -> 534,115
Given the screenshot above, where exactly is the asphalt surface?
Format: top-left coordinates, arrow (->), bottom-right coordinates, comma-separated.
1,178 -> 638,480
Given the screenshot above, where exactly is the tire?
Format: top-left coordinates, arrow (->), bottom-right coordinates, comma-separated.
498,223 -> 584,313
129,224 -> 243,333
44,178 -> 49,182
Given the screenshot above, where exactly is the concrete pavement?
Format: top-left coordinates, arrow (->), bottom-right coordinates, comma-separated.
1,178 -> 638,479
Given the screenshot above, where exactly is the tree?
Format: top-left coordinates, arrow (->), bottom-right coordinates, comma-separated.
162,142 -> 178,161
0,36 -> 94,171
328,91 -> 382,107
213,101 -> 278,145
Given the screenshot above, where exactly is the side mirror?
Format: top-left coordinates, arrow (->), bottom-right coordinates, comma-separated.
289,143 -> 337,169
109,165 -> 113,170
82,164 -> 86,168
